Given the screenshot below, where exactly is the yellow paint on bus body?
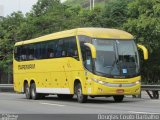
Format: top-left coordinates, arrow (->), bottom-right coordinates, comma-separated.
13,28 -> 140,96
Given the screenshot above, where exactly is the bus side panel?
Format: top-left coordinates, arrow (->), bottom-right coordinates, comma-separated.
66,58 -> 90,94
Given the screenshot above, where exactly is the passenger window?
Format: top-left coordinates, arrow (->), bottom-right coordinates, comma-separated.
28,45 -> 35,60
20,46 -> 27,61
40,42 -> 47,59
14,46 -> 21,61
66,37 -> 79,60
55,40 -> 63,57
35,43 -> 41,59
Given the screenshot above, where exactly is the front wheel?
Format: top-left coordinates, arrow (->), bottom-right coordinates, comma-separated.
113,95 -> 124,102
75,83 -> 87,103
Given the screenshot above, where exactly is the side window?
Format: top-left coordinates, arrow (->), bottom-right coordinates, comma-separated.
47,41 -> 55,58
55,39 -> 63,58
61,40 -> 66,57
40,42 -> 47,59
52,40 -> 57,58
78,35 -> 92,71
20,45 -> 27,61
35,43 -> 41,59
14,46 -> 21,61
28,44 -> 35,60
84,47 -> 93,72
65,37 -> 79,60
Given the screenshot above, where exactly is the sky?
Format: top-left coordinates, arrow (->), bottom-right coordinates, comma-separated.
0,0 -> 67,16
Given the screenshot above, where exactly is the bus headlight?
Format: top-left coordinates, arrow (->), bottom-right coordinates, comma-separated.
91,78 -> 105,85
92,78 -> 141,87
134,80 -> 141,85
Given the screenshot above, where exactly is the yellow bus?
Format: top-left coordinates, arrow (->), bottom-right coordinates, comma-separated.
13,28 -> 148,103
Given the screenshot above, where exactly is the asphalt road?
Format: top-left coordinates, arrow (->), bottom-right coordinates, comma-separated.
0,92 -> 160,120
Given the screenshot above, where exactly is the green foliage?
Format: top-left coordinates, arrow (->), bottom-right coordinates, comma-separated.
65,0 -> 88,6
101,0 -> 132,28
0,12 -> 25,72
123,0 -> 160,84
65,0 -> 106,8
0,0 -> 159,84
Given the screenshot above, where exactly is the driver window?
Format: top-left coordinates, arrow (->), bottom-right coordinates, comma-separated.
78,35 -> 93,72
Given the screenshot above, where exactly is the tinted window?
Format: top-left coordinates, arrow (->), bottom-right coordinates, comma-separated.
47,41 -> 55,58
40,42 -> 47,59
78,35 -> 92,71
14,46 -> 21,61
20,46 -> 28,61
28,45 -> 35,60
55,39 -> 63,57
14,36 -> 78,61
35,43 -> 41,59
65,37 -> 79,60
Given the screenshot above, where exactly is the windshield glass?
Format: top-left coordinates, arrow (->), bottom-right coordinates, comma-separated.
92,39 -> 140,78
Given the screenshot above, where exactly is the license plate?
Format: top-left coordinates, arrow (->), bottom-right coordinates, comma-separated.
116,89 -> 124,94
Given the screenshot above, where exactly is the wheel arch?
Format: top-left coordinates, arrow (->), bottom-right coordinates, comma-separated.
74,79 -> 84,94
30,79 -> 35,85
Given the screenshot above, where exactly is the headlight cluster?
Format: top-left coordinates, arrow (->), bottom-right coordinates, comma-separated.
91,78 -> 140,87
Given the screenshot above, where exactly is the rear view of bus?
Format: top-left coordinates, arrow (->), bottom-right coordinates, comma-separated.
13,28 -> 148,103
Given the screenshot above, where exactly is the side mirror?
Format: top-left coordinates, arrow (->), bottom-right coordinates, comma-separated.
84,43 -> 96,58
137,44 -> 148,60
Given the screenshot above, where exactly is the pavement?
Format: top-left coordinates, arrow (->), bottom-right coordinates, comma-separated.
0,92 -> 160,120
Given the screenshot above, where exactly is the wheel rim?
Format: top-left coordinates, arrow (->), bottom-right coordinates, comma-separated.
31,86 -> 35,98
77,88 -> 82,100
25,85 -> 30,98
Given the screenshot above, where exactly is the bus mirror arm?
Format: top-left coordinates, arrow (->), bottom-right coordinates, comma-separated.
137,44 -> 148,60
84,43 -> 96,59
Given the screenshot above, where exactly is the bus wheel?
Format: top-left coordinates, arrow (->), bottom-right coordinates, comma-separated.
75,83 -> 87,103
24,83 -> 31,99
30,83 -> 39,100
57,94 -> 73,99
113,95 -> 124,102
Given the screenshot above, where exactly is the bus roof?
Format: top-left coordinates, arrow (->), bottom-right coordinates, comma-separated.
15,28 -> 134,46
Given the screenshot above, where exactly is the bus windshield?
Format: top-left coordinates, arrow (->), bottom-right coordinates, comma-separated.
92,39 -> 140,78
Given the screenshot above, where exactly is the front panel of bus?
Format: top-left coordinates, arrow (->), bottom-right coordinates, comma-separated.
79,36 -> 141,95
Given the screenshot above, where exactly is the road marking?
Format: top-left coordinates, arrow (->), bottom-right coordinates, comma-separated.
128,111 -> 160,114
0,93 -> 20,96
40,102 -> 65,107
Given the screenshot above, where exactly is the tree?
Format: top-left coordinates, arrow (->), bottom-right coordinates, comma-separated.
123,0 -> 160,84
101,0 -> 132,28
0,12 -> 25,83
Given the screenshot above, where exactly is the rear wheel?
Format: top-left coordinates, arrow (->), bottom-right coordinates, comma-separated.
75,83 -> 87,103
30,83 -> 40,100
113,95 -> 124,102
24,83 -> 31,99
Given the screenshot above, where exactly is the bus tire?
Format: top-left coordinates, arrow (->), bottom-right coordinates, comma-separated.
75,83 -> 87,103
113,95 -> 124,102
24,83 -> 31,99
30,83 -> 39,100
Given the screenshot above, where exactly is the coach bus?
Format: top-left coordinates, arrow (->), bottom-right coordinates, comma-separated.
13,28 -> 148,103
